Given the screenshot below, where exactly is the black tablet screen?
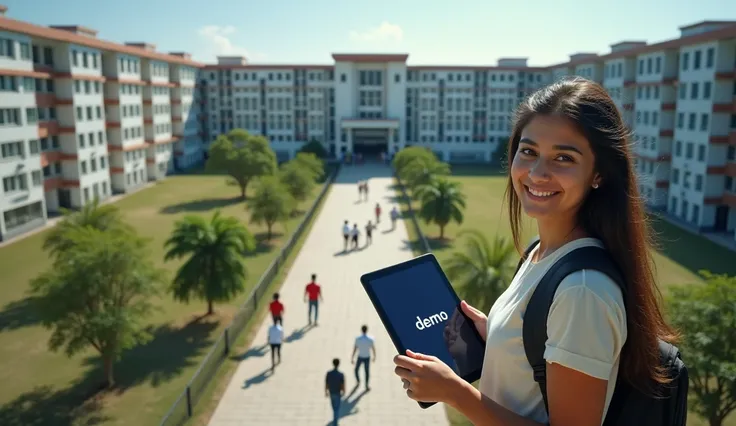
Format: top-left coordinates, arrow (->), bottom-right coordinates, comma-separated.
365,258 -> 485,381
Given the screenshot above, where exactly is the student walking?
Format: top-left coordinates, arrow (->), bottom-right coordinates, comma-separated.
352,325 -> 376,390
304,274 -> 323,326
269,293 -> 284,325
325,358 -> 346,426
392,78 -> 685,426
364,221 -> 374,246
357,181 -> 363,201
267,322 -> 283,370
362,181 -> 369,201
390,206 -> 399,230
342,220 -> 350,251
374,203 -> 382,223
350,223 -> 360,249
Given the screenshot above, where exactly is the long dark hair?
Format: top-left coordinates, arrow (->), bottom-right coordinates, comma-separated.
505,77 -> 677,393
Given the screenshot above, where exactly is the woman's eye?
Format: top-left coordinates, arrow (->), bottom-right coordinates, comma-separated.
519,148 -> 535,156
555,155 -> 574,162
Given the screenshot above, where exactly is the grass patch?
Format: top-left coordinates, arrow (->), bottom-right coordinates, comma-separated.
396,164 -> 736,426
0,169 -> 332,426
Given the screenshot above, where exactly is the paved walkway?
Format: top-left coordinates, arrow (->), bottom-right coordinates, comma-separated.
207,163 -> 448,426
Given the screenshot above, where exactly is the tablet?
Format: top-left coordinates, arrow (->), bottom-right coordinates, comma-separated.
360,253 -> 486,408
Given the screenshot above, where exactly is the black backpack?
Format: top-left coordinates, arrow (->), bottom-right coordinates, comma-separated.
517,239 -> 689,426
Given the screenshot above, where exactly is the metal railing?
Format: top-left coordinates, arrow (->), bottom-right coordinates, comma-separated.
393,171 -> 432,255
159,164 -> 340,426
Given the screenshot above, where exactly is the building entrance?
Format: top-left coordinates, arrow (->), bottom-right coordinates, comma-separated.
353,128 -> 388,159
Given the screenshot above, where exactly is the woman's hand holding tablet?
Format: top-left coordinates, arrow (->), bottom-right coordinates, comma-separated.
359,254 -> 487,409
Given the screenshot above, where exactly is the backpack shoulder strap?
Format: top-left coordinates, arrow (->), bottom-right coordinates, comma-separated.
522,245 -> 627,416
515,236 -> 540,275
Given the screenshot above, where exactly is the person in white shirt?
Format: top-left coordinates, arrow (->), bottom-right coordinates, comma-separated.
267,323 -> 284,370
342,220 -> 350,251
352,325 -> 376,390
391,78 -> 677,425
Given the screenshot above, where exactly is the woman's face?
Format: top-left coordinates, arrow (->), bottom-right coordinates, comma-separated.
510,115 -> 600,222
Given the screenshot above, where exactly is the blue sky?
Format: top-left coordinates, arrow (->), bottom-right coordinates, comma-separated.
4,0 -> 735,66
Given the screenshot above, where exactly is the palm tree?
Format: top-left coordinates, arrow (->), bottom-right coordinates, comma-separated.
164,211 -> 256,315
403,157 -> 451,195
43,198 -> 130,258
445,230 -> 517,312
414,178 -> 466,239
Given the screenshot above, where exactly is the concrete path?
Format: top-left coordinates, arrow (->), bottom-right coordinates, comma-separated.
207,163 -> 449,426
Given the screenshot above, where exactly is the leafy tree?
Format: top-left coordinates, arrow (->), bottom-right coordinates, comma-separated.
206,129 -> 278,199
291,152 -> 325,182
298,138 -> 328,159
247,176 -> 294,240
668,271 -> 736,426
30,227 -> 166,388
402,156 -> 451,195
445,230 -> 516,312
279,161 -> 316,210
164,211 -> 256,316
392,146 -> 437,179
414,178 -> 466,239
43,198 -> 130,258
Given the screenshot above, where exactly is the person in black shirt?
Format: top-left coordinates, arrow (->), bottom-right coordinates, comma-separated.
365,220 -> 374,246
325,358 -> 345,425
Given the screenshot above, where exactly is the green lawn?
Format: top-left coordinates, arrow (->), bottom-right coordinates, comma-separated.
0,170 -> 330,426
397,164 -> 736,426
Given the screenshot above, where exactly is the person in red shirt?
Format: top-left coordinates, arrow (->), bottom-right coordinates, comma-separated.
304,273 -> 323,326
269,293 -> 284,326
374,203 -> 382,223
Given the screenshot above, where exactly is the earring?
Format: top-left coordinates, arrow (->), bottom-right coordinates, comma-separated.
592,183 -> 599,189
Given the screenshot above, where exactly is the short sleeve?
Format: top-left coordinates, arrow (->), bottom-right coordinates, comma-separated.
543,269 -> 627,380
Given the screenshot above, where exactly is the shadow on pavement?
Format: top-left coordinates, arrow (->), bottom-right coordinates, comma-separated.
325,385 -> 370,425
230,344 -> 269,361
284,324 -> 314,343
242,367 -> 274,389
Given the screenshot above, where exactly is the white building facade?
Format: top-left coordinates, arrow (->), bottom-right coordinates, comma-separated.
0,6 -> 204,241
0,3 -> 734,243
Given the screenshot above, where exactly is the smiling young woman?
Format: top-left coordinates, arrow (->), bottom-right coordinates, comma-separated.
393,77 -> 678,426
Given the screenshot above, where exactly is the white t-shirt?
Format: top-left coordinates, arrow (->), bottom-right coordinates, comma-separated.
268,324 -> 284,345
355,334 -> 375,358
342,224 -> 350,235
479,237 -> 627,425
351,227 -> 360,237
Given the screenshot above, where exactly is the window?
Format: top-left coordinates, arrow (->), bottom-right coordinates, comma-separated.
681,52 -> 689,71
700,113 -> 709,131
81,160 -> 87,174
1,141 -> 24,159
76,106 -> 83,120
706,48 -> 714,68
0,38 -> 15,58
693,50 -> 702,69
695,175 -> 703,191
2,174 -> 27,192
25,108 -> 38,124
340,73 -> 346,83
691,82 -> 699,99
78,133 -> 85,148
698,145 -> 706,161
703,82 -> 712,99
29,139 -> 39,154
19,42 -> 31,60
32,170 -> 41,186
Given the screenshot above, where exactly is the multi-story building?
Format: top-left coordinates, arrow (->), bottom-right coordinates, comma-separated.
0,5 -> 204,241
1,3 -> 734,243
199,21 -> 736,243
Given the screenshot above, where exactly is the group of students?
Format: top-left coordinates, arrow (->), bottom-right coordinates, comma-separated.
265,274 -> 324,369
341,208 -> 400,252
264,273 -> 377,425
